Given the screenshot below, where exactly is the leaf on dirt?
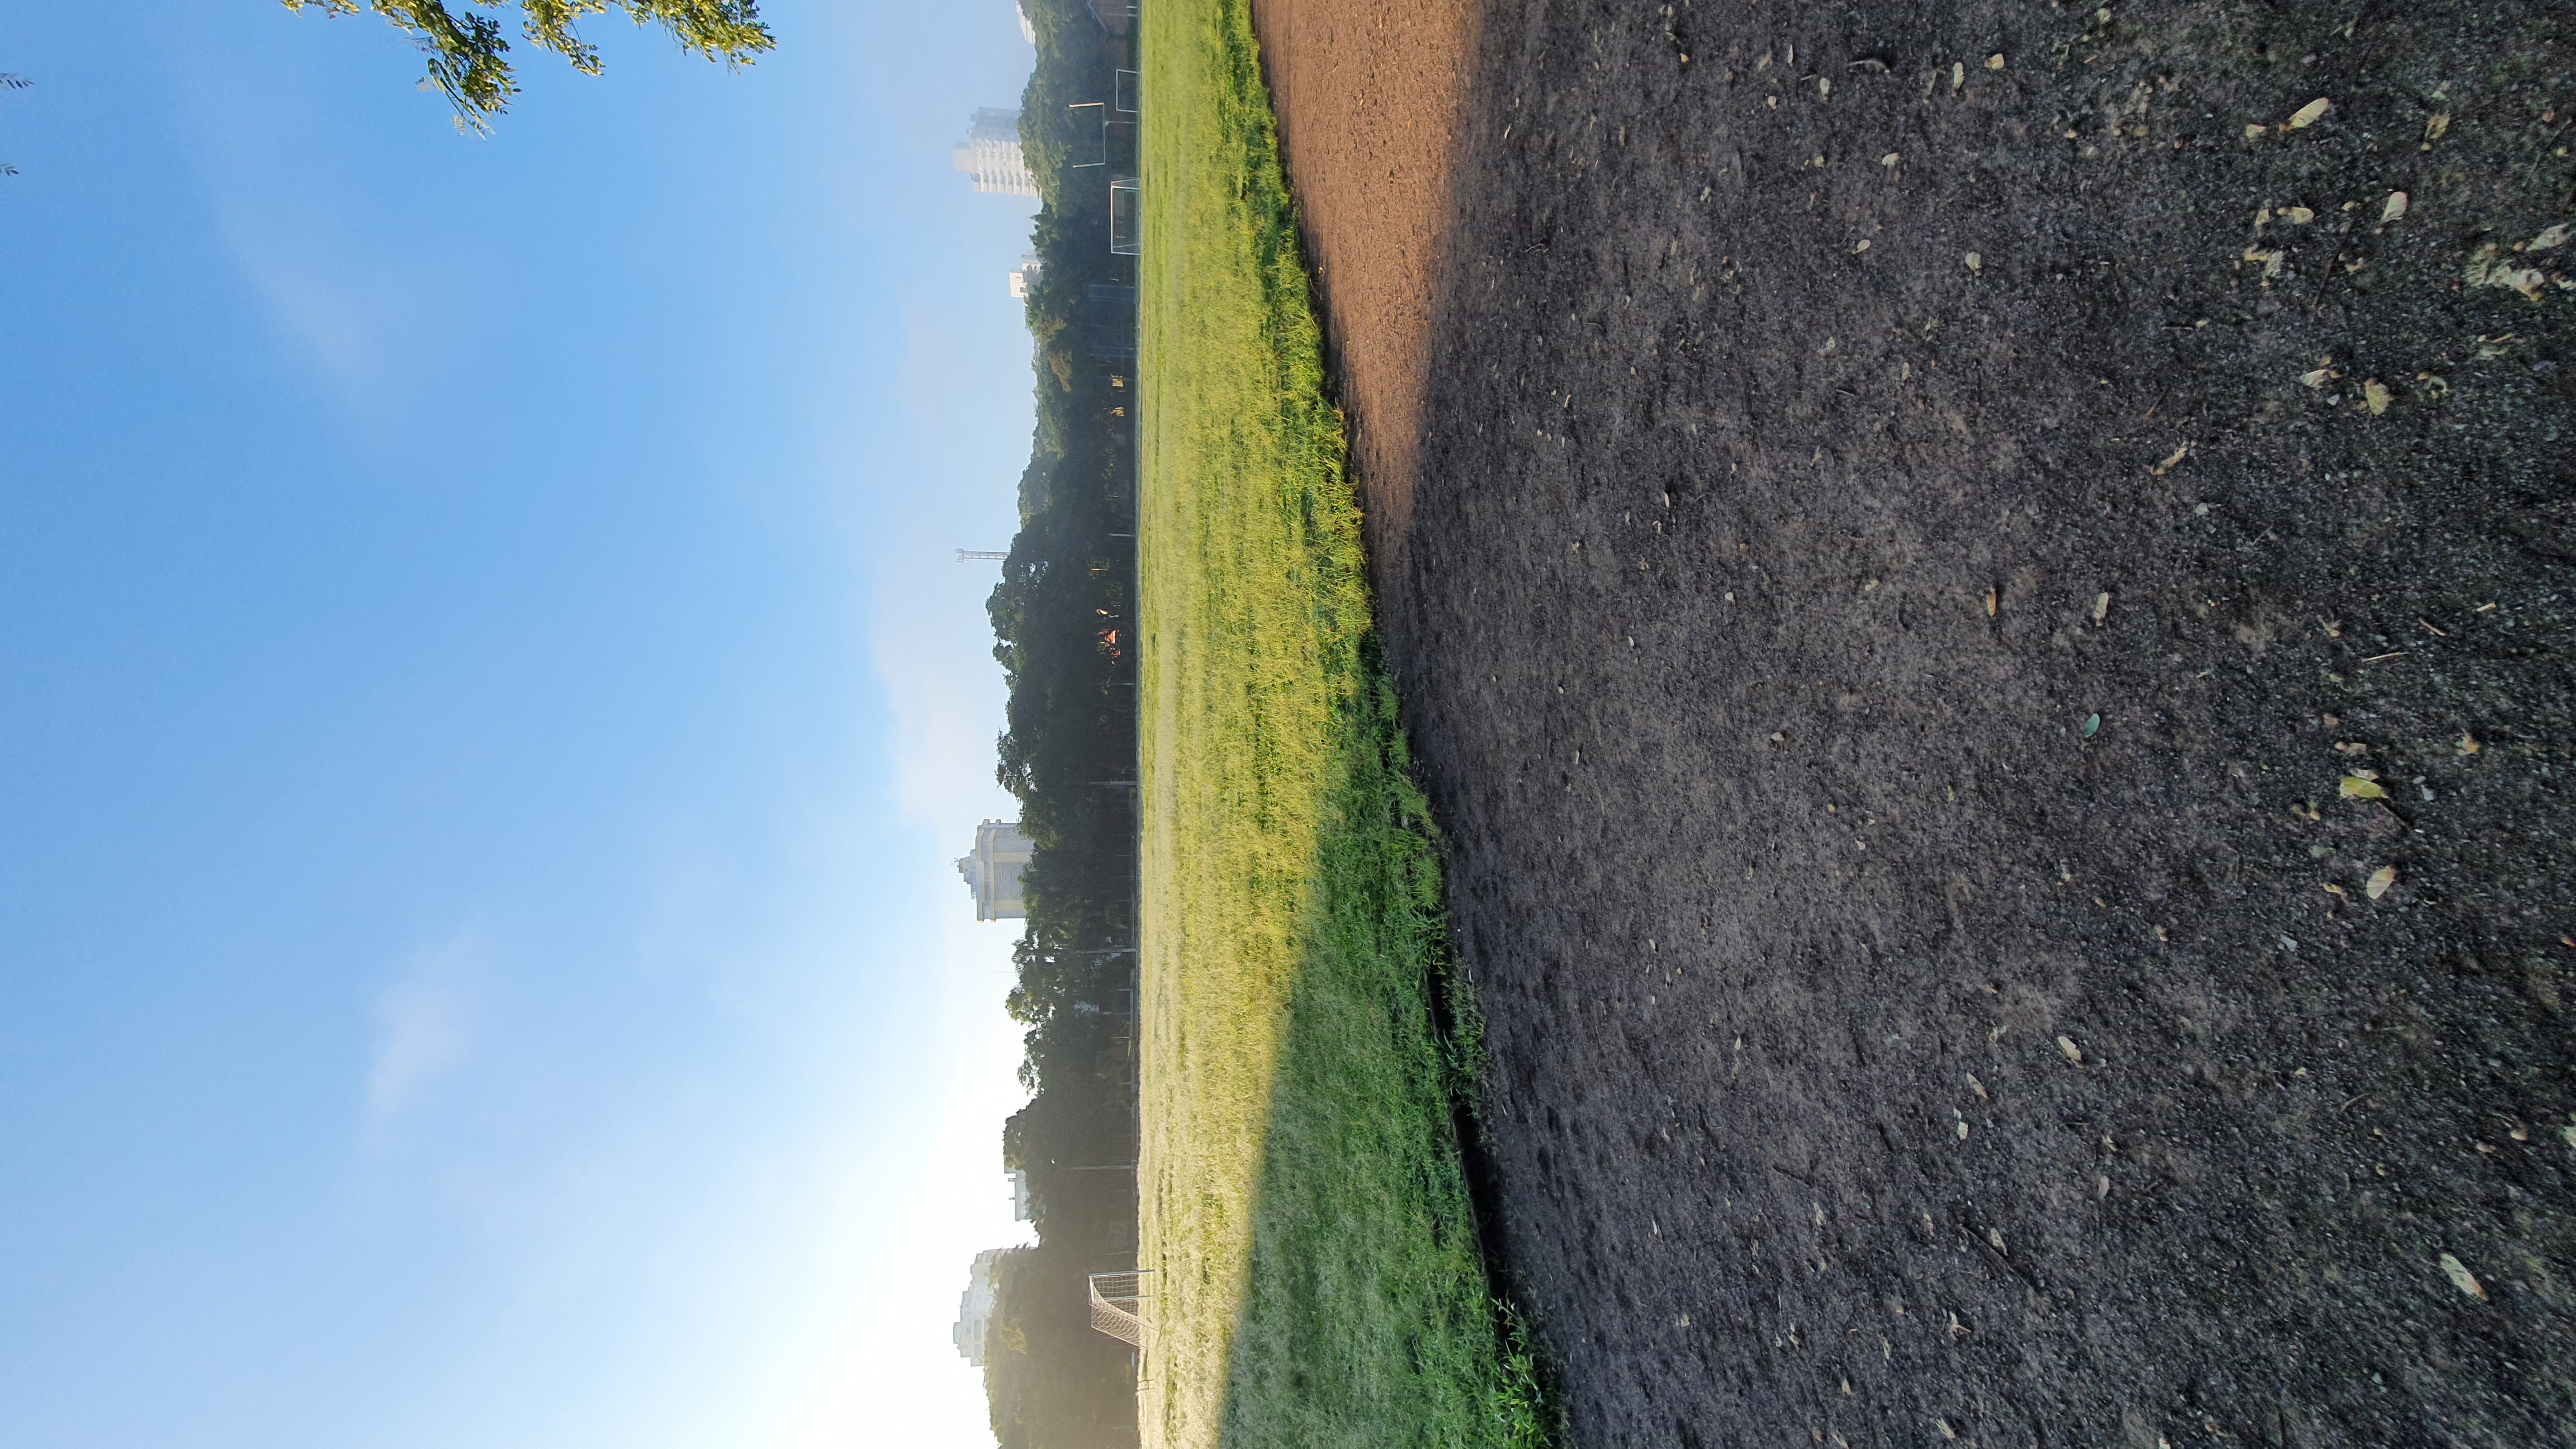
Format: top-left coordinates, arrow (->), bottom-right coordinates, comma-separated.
2365,380 -> 2392,415
2380,191 -> 2409,225
2439,1252 -> 2488,1301
1882,151 -> 1901,167
1967,1073 -> 1988,1100
2468,243 -> 2549,300
2302,365 -> 2334,388
2288,97 -> 2331,129
2149,441 -> 2191,475
2057,1034 -> 2083,1064
1965,252 -> 1982,272
2533,224 -> 2574,252
2242,246 -> 2285,280
1952,61 -> 1965,92
2333,740 -> 2368,755
2496,266 -> 2547,301
1984,586 -> 1998,616
1986,53 -> 2006,70
2284,205 -> 2315,225
2457,732 -> 2480,755
2082,713 -> 2101,737
2365,865 -> 2397,900
2092,591 -> 2111,623
2340,775 -> 2389,800
1987,1227 -> 2007,1253
2425,112 -> 2450,142
2244,124 -> 2268,140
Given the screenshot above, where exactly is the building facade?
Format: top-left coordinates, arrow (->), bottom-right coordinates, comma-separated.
951,1247 -> 1005,1366
955,820 -> 1034,921
951,107 -> 1038,197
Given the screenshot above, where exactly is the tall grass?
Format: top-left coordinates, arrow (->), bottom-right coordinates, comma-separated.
1133,2 -> 1551,1446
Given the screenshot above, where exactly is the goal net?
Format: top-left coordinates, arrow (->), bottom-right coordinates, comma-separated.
1110,178 -> 1142,255
1087,1271 -> 1150,1347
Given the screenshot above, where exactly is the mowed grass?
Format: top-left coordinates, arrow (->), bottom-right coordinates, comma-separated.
1133,4 -> 1547,1449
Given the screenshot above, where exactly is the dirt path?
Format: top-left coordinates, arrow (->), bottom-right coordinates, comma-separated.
1257,1 -> 2576,1444
1247,0 -> 1476,567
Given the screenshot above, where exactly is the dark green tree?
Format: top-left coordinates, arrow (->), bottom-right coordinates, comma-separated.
283,1 -> 771,132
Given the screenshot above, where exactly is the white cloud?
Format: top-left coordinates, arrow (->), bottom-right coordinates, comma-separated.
177,56 -> 447,426
365,927 -> 484,1119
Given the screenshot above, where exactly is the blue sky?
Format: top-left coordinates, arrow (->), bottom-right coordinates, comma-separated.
0,4 -> 1043,1445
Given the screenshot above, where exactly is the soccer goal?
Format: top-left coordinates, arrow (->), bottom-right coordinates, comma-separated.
1066,101 -> 1110,168
1087,1271 -> 1152,1347
1109,177 -> 1142,255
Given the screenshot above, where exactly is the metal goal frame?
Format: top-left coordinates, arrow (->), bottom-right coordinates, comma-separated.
1087,1270 -> 1152,1346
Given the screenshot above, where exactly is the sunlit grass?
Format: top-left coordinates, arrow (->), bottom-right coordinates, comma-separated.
1133,3 -> 1550,1445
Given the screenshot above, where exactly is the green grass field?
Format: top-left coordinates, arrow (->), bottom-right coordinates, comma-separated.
1131,3 -> 1549,1447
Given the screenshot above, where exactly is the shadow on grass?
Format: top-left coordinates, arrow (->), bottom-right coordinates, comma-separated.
1213,641 -> 1553,1449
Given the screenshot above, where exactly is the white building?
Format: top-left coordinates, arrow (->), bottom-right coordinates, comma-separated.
955,820 -> 1034,921
952,107 -> 1038,198
952,1247 -> 1006,1366
1011,1168 -> 1034,1221
1008,250 -> 1044,300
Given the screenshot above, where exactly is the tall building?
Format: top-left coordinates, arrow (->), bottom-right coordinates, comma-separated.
956,820 -> 1034,921
1008,250 -> 1043,300
952,1248 -> 1006,1366
952,107 -> 1038,198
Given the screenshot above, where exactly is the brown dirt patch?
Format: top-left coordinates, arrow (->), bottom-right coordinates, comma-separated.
1250,0 -> 1477,569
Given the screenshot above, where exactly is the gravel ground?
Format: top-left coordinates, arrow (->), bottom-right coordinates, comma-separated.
1258,1 -> 2576,1444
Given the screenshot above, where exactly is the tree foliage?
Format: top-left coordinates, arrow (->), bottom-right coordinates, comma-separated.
285,0 -> 771,131
973,6 -> 1143,1448
983,1242 -> 1142,1449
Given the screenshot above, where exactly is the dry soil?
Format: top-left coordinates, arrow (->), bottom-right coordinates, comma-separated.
1257,2 -> 2576,1445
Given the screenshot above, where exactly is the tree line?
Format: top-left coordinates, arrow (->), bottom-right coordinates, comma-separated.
978,4 -> 1145,1448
